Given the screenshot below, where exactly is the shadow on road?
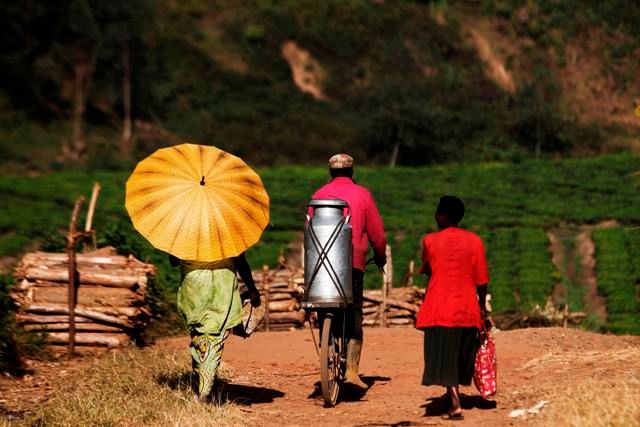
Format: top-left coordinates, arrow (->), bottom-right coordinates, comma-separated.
421,392 -> 496,417
215,382 -> 285,405
156,370 -> 285,405
308,375 -> 391,402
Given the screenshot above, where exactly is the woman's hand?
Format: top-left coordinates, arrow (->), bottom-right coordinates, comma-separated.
247,288 -> 261,307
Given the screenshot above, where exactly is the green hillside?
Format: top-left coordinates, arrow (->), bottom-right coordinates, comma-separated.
1,0 -> 639,172
1,153 -> 639,333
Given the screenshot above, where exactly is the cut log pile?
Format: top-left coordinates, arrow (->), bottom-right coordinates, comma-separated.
11,247 -> 156,348
242,266 -> 425,331
241,267 -> 306,331
362,286 -> 424,327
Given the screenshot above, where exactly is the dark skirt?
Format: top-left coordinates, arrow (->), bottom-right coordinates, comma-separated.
422,326 -> 479,387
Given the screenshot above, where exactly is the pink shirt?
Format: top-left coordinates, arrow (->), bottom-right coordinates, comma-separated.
312,177 -> 387,271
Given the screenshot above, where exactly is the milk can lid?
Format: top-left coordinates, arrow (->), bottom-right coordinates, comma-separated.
307,199 -> 349,208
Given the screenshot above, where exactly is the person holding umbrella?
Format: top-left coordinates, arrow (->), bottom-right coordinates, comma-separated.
126,144 -> 270,401
310,153 -> 387,389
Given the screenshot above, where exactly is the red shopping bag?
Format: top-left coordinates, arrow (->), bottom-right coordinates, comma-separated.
473,326 -> 497,398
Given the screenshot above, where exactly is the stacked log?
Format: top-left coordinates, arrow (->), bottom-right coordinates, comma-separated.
242,266 -> 426,330
240,267 -> 306,331
11,247 -> 156,348
362,286 -> 424,327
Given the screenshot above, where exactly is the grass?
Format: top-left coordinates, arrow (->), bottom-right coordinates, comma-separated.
515,228 -> 555,311
534,377 -> 640,427
14,347 -> 243,427
486,228 -> 518,312
592,227 -> 640,334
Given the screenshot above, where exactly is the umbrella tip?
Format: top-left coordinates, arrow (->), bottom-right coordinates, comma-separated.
200,176 -> 205,186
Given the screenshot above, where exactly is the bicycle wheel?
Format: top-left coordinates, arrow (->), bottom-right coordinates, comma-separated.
320,313 -> 340,406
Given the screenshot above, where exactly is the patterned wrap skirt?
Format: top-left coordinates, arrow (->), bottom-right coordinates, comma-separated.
177,259 -> 243,399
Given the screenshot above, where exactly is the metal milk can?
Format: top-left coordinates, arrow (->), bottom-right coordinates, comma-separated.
302,199 -> 353,308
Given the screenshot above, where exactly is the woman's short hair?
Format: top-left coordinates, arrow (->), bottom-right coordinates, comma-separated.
437,195 -> 465,224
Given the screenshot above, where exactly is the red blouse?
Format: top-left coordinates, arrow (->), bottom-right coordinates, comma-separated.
416,227 -> 489,329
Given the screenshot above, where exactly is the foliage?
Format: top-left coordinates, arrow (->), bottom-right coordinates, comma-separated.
514,228 -> 555,310
2,153 -> 638,317
1,0 -> 635,171
486,229 -> 517,312
592,227 -> 640,334
0,275 -> 48,375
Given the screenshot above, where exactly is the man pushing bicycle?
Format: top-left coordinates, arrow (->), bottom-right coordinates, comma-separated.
310,153 -> 387,389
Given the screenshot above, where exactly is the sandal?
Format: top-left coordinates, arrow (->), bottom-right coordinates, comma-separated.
441,412 -> 464,421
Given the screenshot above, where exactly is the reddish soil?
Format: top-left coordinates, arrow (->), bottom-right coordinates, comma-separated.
164,327 -> 640,426
3,327 -> 639,425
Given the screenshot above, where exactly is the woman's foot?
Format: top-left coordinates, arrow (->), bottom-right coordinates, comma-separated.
441,410 -> 464,421
444,386 -> 463,420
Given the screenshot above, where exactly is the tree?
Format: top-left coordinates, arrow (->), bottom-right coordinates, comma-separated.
59,0 -> 102,161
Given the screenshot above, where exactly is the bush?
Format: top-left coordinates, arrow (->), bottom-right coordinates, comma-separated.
515,228 -> 555,310
0,275 -> 48,374
593,227 -> 640,334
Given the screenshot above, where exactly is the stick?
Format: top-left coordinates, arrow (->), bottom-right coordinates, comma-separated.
263,265 -> 270,332
46,332 -> 129,348
67,196 -> 85,356
25,303 -> 136,328
84,182 -> 101,251
24,268 -> 148,288
24,323 -> 122,333
362,294 -> 419,313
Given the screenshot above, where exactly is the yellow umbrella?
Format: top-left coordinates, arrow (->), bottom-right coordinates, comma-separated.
125,143 -> 269,261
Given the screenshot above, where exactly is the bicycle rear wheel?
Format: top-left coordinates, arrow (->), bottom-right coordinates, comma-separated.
320,313 -> 340,406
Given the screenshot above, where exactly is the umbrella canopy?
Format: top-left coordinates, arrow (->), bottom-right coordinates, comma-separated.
125,144 -> 269,261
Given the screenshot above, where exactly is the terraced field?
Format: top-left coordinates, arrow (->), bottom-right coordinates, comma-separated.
1,153 -> 639,333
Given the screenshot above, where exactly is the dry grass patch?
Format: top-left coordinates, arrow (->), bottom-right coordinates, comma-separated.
533,377 -> 640,427
15,347 -> 244,427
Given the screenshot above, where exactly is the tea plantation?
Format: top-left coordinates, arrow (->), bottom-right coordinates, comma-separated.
1,153 -> 639,333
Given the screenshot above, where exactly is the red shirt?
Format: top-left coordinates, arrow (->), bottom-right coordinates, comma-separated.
312,177 -> 387,271
416,227 -> 489,329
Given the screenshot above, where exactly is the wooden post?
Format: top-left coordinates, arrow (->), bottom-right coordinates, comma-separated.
67,197 -> 85,356
263,265 -> 270,332
83,182 -> 101,251
380,244 -> 393,328
385,244 -> 393,291
380,279 -> 387,328
84,182 -> 101,233
407,260 -> 414,286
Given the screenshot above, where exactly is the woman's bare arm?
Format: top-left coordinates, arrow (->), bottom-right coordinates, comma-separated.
477,284 -> 488,319
235,253 -> 261,307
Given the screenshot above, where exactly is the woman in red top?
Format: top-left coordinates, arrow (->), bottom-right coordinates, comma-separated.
416,196 -> 489,420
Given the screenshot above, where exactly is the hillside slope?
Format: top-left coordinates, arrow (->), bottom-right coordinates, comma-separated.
1,0 -> 639,170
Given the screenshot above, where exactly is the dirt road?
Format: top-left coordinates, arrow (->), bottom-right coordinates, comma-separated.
161,327 -> 640,426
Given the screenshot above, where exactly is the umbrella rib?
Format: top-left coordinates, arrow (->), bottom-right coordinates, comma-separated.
207,188 -> 255,253
202,188 -> 226,259
221,188 -> 269,227
167,198 -> 192,256
138,188 -> 195,244
171,145 -> 200,179
137,155 -> 194,181
211,180 -> 269,206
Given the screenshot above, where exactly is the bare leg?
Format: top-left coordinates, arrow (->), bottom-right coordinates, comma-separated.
446,386 -> 463,416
